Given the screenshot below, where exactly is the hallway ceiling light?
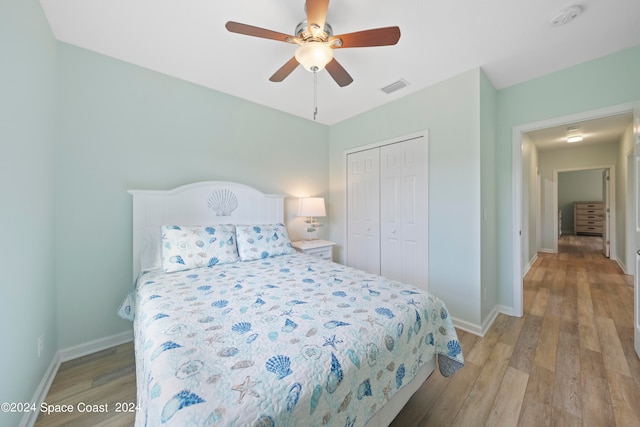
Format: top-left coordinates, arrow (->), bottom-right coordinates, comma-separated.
567,135 -> 583,143
566,126 -> 583,143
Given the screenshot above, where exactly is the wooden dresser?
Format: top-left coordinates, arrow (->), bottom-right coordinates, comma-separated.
573,201 -> 604,235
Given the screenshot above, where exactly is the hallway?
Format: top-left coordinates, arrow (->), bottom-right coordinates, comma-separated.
391,234 -> 639,426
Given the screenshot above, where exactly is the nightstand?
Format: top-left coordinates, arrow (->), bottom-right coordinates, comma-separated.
291,240 -> 335,260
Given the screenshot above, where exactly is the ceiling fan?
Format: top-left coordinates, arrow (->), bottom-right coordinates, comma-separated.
225,0 -> 401,87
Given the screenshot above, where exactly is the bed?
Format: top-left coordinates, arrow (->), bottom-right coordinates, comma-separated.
118,181 -> 463,427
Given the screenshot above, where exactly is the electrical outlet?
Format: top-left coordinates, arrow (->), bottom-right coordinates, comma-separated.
38,333 -> 44,358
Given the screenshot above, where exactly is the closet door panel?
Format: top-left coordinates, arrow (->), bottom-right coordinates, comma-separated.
380,143 -> 403,282
380,139 -> 428,289
380,175 -> 401,279
347,149 -> 380,274
400,173 -> 420,285
403,138 -> 429,289
402,239 -> 419,285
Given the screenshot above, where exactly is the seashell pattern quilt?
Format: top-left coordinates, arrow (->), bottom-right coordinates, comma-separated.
119,252 -> 464,426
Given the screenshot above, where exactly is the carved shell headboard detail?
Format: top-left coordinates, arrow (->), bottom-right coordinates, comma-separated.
208,189 -> 239,216
128,181 -> 285,279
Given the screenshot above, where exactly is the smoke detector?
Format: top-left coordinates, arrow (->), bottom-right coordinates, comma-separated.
549,6 -> 583,27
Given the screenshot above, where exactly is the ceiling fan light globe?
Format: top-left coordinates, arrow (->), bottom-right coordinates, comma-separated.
295,43 -> 333,72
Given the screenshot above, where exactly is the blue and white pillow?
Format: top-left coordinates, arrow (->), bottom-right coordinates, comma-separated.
235,223 -> 295,261
161,225 -> 239,272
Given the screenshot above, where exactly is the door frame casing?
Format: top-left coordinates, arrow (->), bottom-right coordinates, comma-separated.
633,109 -> 640,359
603,168 -> 611,258
511,102 -> 639,317
551,165 -> 615,256
627,149 -> 636,275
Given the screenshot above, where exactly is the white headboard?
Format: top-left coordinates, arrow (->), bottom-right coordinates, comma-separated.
129,181 -> 285,280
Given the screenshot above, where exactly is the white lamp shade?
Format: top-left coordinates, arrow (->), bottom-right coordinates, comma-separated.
298,197 -> 326,217
295,43 -> 334,72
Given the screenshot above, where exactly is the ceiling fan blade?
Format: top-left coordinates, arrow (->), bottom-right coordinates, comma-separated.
330,26 -> 401,48
225,21 -> 295,43
269,57 -> 300,82
306,0 -> 329,33
325,58 -> 353,87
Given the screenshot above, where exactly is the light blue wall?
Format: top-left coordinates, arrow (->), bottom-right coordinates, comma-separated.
496,45 -> 640,308
0,0 -> 58,424
480,71 -> 498,321
521,134 -> 539,271
56,43 -> 330,348
328,69 -> 483,326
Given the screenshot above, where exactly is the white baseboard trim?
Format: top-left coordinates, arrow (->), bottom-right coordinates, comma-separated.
538,248 -> 556,254
19,353 -> 61,427
615,258 -> 630,275
452,316 -> 484,337
58,329 -> 133,362
21,330 -> 134,427
481,306 -> 502,335
522,253 -> 539,277
452,304 -> 522,339
496,304 -> 519,317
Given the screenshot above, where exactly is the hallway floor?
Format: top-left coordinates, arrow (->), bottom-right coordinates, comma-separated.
391,234 -> 639,426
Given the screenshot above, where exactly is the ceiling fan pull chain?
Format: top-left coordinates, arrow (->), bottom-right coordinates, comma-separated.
313,66 -> 318,121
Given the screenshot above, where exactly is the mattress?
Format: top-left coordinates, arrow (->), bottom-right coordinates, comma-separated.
119,252 -> 463,426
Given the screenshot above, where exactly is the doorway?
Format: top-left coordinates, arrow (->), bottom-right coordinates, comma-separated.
511,103 -> 636,318
553,166 -> 614,257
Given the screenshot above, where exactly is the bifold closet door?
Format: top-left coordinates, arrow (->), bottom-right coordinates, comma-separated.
346,149 -> 381,274
380,138 -> 428,290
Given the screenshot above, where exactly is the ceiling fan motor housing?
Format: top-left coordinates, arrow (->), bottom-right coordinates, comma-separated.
295,20 -> 333,41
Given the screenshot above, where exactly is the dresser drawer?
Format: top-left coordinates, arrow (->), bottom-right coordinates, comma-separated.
303,246 -> 333,260
575,202 -> 603,210
576,208 -> 602,216
576,214 -> 603,221
575,225 -> 603,234
291,240 -> 335,260
575,219 -> 603,227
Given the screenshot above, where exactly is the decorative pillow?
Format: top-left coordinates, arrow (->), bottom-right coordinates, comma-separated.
235,223 -> 295,261
140,227 -> 162,271
161,224 -> 239,272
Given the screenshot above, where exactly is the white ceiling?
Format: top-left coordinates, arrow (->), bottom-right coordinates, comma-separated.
40,0 -> 640,125
527,112 -> 633,152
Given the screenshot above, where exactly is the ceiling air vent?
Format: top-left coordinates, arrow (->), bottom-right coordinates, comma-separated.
380,78 -> 409,95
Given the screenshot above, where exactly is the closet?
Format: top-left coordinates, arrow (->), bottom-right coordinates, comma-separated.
346,134 -> 428,290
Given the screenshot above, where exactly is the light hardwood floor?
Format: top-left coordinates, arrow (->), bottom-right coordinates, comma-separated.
35,235 -> 639,427
391,235 -> 639,427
